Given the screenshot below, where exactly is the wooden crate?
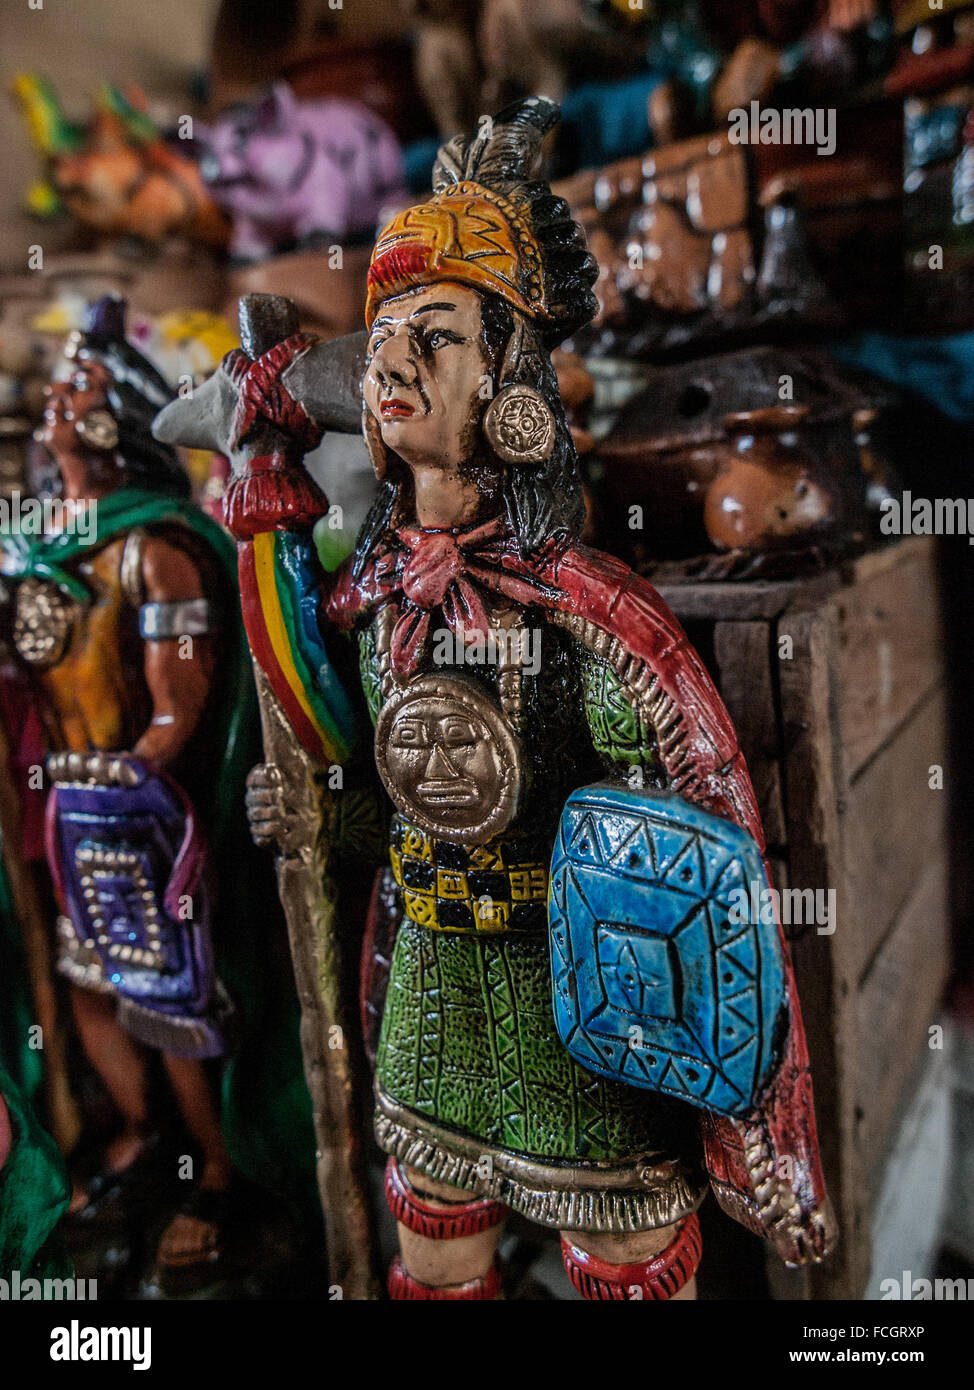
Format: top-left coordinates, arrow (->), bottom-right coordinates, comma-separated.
657,537 -> 949,1299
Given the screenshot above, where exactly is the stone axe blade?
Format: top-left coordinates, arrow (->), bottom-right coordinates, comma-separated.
151,293 -> 366,454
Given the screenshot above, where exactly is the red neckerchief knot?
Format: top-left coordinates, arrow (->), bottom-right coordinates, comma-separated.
386,517 -> 558,678
325,516 -> 567,671
223,334 -> 324,453
391,520 -> 503,677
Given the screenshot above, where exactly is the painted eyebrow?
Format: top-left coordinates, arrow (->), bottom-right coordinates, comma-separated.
409,303 -> 457,318
368,302 -> 458,333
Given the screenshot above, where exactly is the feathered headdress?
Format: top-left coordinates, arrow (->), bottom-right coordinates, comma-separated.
365,98 -> 598,347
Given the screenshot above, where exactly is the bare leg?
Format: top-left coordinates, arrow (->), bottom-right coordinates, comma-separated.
388,1164 -> 506,1298
69,985 -> 150,1209
156,1053 -> 233,1267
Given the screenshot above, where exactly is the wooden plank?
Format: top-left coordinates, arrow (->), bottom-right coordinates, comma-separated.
656,537 -> 925,626
777,606 -> 847,945
653,539 -> 949,1299
835,539 -> 943,780
714,620 -> 787,848
776,605 -> 862,1298
865,1036 -> 953,1298
657,578 -> 811,623
855,858 -> 949,1205
843,686 -> 947,985
767,856 -> 789,897
850,534 -> 934,585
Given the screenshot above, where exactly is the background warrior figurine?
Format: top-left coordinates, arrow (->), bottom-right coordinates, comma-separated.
156,97 -> 835,1300
0,298 -> 291,1290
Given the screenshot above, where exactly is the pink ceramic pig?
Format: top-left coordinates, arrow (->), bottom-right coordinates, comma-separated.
198,82 -> 410,262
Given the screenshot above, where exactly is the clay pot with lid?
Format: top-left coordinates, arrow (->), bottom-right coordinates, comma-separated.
704,405 -> 835,551
590,345 -> 877,572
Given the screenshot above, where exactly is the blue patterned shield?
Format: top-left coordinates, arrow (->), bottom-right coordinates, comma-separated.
548,783 -> 786,1119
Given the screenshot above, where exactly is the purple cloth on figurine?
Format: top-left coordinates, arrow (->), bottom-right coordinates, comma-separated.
45,757 -> 226,1058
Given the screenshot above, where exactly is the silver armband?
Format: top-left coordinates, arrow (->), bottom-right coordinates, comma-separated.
139,598 -> 216,639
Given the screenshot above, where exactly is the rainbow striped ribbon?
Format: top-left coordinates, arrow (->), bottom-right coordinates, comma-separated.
238,529 -> 358,767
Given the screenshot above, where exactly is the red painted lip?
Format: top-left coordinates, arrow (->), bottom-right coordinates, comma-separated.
381,399 -> 415,418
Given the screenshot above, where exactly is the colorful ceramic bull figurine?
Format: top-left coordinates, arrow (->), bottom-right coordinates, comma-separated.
12,76 -> 229,247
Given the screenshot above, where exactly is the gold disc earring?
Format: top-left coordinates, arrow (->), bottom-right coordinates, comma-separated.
75,409 -> 119,451
483,385 -> 556,466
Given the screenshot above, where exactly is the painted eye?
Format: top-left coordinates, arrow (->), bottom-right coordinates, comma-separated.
427,331 -> 456,350
440,719 -> 477,745
393,721 -> 428,748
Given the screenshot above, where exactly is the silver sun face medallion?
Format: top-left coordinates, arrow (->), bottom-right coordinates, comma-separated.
375,674 -> 522,845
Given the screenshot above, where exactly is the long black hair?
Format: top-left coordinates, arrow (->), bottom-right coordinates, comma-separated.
75,296 -> 190,498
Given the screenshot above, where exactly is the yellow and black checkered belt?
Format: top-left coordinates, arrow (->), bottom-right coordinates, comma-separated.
389,815 -> 549,934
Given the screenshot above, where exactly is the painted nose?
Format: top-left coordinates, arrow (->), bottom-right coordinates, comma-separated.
374,334 -> 418,390
425,744 -> 459,781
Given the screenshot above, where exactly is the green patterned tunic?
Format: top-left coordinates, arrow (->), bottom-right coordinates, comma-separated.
363,609 -> 704,1232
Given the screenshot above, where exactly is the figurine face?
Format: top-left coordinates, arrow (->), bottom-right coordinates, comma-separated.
389,697 -> 495,815
363,284 -> 490,473
38,361 -> 114,460
374,675 -> 522,843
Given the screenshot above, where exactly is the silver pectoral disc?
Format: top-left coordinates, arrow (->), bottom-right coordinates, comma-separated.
374,674 -> 522,845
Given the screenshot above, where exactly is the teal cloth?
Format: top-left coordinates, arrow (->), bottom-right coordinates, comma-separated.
832,331 -> 974,426
0,845 -> 72,1281
0,842 -> 43,1107
0,1058 -> 71,1281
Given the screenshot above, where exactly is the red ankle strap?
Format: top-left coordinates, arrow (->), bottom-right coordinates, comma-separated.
384,1157 -> 507,1240
561,1212 -> 702,1301
387,1254 -> 503,1300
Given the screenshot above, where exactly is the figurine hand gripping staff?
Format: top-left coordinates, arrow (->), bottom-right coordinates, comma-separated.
155,98 -> 835,1300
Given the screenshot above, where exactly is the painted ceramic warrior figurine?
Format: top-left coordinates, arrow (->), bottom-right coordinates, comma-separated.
156,98 -> 835,1300
0,298 -> 254,1285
